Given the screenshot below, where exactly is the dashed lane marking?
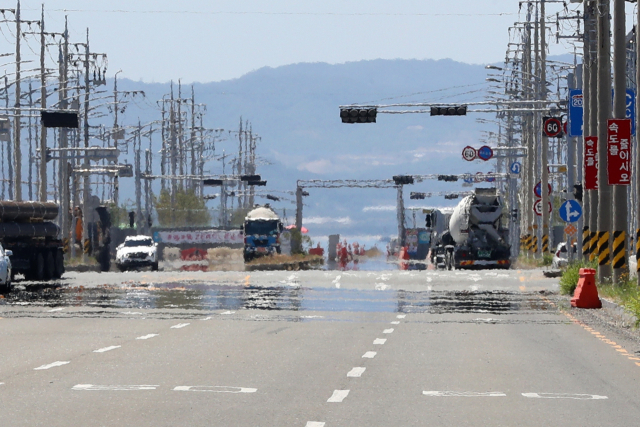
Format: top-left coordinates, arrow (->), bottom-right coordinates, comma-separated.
390,321 -> 400,325
373,338 -> 386,345
397,315 -> 406,319
201,317 -> 212,321
362,351 -> 377,358
34,361 -> 70,370
347,367 -> 366,377
423,391 -> 506,397
170,323 -> 190,329
93,346 -> 121,353
72,384 -> 158,391
48,308 -> 64,312
522,393 -> 608,400
305,422 -> 325,427
327,390 -> 349,403
173,386 -> 257,393
383,328 -> 394,334
221,311 -> 235,315
136,334 -> 159,340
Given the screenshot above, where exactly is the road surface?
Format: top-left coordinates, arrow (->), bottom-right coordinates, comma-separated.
1,267 -> 639,426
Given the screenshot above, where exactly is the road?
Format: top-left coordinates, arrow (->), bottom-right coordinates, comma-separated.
1,266 -> 639,426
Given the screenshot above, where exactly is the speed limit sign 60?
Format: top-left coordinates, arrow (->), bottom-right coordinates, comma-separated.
462,146 -> 477,161
543,117 -> 562,138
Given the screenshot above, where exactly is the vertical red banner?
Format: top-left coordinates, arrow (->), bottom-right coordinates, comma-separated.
584,136 -> 598,190
607,119 -> 632,185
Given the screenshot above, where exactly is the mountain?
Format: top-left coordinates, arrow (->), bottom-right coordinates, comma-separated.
112,58 -> 502,241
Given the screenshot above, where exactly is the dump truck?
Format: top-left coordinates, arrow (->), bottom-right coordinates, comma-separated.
0,201 -> 65,282
242,205 -> 283,262
433,188 -> 511,270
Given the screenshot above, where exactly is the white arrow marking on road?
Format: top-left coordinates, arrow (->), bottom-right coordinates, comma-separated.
72,384 -> 158,391
306,422 -> 325,427
34,361 -> 70,370
373,338 -> 387,345
93,345 -> 121,353
136,334 -> 159,340
173,386 -> 257,393
170,323 -> 190,329
522,393 -> 608,400
383,328 -> 394,334
327,390 -> 350,402
362,351 -> 377,358
347,367 -> 366,377
423,391 -> 506,397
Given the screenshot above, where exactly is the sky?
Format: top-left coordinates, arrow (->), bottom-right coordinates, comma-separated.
2,0 -> 607,84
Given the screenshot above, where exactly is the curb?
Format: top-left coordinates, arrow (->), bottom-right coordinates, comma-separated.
599,297 -> 639,329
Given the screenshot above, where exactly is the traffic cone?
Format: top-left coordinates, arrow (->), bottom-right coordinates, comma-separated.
570,268 -> 602,309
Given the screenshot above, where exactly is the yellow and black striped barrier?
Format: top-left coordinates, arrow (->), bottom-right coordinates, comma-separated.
524,234 -> 532,252
83,239 -> 90,254
531,236 -> 538,253
636,229 -> 640,274
597,231 -> 610,266
542,234 -> 549,253
612,231 -> 626,269
582,227 -> 590,258
592,232 -> 599,261
62,238 -> 69,254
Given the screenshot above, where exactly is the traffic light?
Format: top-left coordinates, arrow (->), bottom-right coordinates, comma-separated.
340,107 -> 377,124
444,194 -> 459,200
301,191 -> 310,196
392,175 -> 414,185
128,211 -> 135,228
425,213 -> 433,228
203,179 -> 223,186
572,184 -> 583,202
266,194 -> 280,202
248,180 -> 267,186
410,192 -> 426,200
430,105 -> 467,116
438,175 -> 459,182
241,174 -> 261,182
41,111 -> 79,128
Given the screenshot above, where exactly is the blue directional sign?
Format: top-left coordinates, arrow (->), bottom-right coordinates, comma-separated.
477,145 -> 493,161
510,161 -> 522,175
626,89 -> 635,135
463,173 -> 474,184
568,89 -> 583,137
559,200 -> 582,223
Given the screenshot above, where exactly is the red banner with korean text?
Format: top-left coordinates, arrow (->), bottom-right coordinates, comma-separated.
584,136 -> 598,190
607,119 -> 632,185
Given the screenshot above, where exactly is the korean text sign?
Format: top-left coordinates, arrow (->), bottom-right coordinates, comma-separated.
606,119 -> 631,186
584,136 -> 598,190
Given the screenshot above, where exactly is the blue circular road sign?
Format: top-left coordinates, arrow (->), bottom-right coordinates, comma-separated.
559,200 -> 583,223
510,161 -> 522,174
477,145 -> 493,161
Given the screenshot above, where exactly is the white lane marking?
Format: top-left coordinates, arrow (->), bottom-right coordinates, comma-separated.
48,308 -> 64,312
383,328 -> 394,334
362,351 -> 377,358
173,385 -> 257,393
300,315 -> 324,319
522,393 -> 608,400
390,321 -> 400,325
93,346 -> 121,353
34,361 -> 70,370
0,382 -> 4,385
73,384 -> 158,391
426,277 -> 433,282
201,317 -> 212,321
136,334 -> 159,340
347,367 -> 366,377
327,389 -> 349,402
121,311 -> 143,315
423,391 -> 506,397
221,311 -> 235,315
397,314 -> 406,319
375,283 -> 389,291
170,323 -> 190,329
373,338 -> 387,345
305,422 -> 325,427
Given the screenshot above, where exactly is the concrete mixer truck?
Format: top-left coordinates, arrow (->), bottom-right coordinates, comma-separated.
0,201 -> 64,285
432,188 -> 511,270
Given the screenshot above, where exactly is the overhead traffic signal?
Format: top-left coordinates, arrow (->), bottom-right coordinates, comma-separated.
438,175 -> 459,182
266,194 -> 280,202
203,179 -> 224,186
340,107 -> 377,124
430,105 -> 467,116
392,175 -> 414,185
241,174 -> 261,182
444,194 -> 460,200
410,192 -> 426,200
248,180 -> 267,186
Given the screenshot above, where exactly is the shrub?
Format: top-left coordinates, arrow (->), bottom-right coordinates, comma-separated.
559,259 -> 597,295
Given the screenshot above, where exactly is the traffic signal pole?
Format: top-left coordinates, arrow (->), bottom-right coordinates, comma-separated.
588,2 -> 599,264
611,0 -> 628,283
540,0 -> 550,256
596,0 -> 612,282
637,1 -> 640,285
582,1 -> 594,261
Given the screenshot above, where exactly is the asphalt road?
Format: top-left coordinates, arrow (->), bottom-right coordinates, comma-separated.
1,266 -> 639,426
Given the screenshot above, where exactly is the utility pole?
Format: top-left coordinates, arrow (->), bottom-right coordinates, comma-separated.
14,0 -> 22,201
38,4 -> 47,201
397,185 -> 405,248
582,1 -> 592,260
636,1 -> 640,285
59,17 -> 70,259
587,2 -> 599,263
539,0 -> 550,255
524,2 -> 535,256
135,123 -> 142,233
81,28 -> 91,261
596,0 -> 612,282
611,0 -> 627,283
169,82 -> 177,226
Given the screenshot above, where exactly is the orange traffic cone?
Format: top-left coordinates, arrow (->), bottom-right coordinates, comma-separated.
570,268 -> 602,309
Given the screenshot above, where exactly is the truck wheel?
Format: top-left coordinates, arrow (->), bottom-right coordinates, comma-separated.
44,251 -> 55,281
33,253 -> 45,281
54,250 -> 65,279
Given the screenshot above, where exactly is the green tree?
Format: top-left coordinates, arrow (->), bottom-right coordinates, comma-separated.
154,188 -> 211,227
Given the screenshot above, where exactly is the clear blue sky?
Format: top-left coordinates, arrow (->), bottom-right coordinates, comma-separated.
5,0 -> 605,83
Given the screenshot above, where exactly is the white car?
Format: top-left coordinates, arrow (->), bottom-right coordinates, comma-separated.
0,243 -> 13,291
552,242 -> 576,269
115,235 -> 158,272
